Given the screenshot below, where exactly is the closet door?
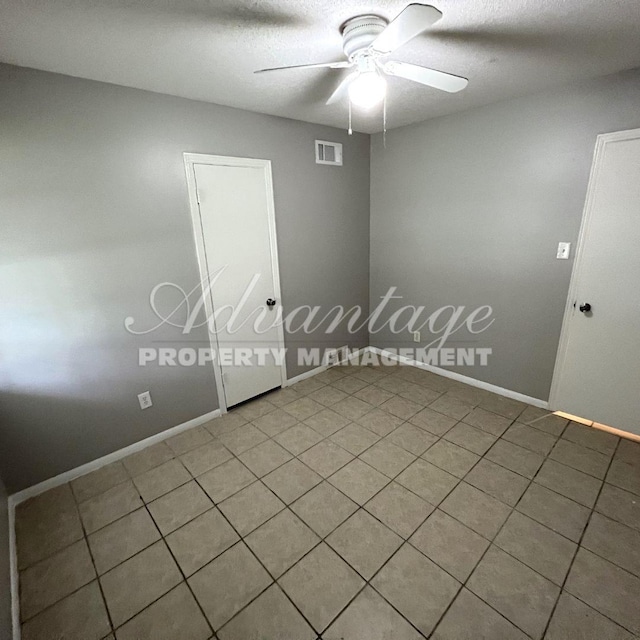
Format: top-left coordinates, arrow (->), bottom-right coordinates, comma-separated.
193,158 -> 285,408
552,129 -> 640,434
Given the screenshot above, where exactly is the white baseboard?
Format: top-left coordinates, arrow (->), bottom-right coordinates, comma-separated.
10,408 -> 220,508
366,346 -> 549,409
284,364 -> 327,387
6,343 -> 546,640
8,408 -> 222,639
284,346 -> 368,387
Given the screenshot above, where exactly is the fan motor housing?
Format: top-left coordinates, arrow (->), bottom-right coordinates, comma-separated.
341,15 -> 388,59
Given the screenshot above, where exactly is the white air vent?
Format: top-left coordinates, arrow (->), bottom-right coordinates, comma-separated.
315,140 -> 343,166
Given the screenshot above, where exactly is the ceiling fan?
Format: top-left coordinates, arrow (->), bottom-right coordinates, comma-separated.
255,3 -> 468,111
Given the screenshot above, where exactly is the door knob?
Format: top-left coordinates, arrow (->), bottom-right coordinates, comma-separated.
579,303 -> 592,313
266,298 -> 276,308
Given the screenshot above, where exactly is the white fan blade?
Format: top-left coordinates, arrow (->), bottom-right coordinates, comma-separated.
255,61 -> 352,73
326,71 -> 358,105
371,4 -> 442,54
383,60 -> 468,93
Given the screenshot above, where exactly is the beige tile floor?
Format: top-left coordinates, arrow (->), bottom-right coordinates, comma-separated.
14,363 -> 640,639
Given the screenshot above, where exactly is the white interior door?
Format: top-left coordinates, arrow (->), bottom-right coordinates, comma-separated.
191,157 -> 285,408
551,129 -> 640,434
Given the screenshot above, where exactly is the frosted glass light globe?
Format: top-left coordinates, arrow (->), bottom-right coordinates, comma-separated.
349,71 -> 386,108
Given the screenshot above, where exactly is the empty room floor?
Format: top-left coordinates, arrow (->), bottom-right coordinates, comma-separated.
14,363 -> 640,640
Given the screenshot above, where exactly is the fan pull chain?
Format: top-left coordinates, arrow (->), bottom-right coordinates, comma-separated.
348,99 -> 353,135
383,94 -> 387,148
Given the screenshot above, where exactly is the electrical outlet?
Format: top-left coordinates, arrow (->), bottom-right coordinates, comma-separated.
413,331 -> 421,343
339,345 -> 350,363
557,242 -> 571,259
138,391 -> 152,410
325,349 -> 339,366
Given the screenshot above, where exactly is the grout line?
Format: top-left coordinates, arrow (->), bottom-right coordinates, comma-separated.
189,474 -> 321,636
447,419 -> 640,638
9,409 -> 222,507
420,417 -> 627,636
423,426 -> 558,639
538,434 -> 623,638
16,495 -> 143,631
140,499 -> 216,638
22,408 -> 618,637
12,367 -> 639,639
186,392 -> 443,636
78,500 -> 119,636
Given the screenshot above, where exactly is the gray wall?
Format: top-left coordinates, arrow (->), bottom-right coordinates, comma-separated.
0,64 -> 370,493
0,475 -> 11,640
370,68 -> 640,401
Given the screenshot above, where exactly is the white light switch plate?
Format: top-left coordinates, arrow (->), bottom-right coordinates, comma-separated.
557,242 -> 571,259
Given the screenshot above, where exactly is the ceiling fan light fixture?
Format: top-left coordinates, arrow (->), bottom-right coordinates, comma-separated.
348,70 -> 386,109
255,4 -> 469,114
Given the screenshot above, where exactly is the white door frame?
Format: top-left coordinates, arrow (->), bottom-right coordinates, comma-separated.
183,152 -> 288,413
549,127 -> 640,410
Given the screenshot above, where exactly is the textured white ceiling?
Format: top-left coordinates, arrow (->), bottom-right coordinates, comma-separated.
1,0 -> 640,133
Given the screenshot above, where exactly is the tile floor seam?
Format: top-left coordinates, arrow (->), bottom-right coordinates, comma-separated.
18,571 -> 108,628
16,370 -> 640,640
515,466 -> 607,544
325,452 -> 513,635
574,502 -> 640,574
432,493 -> 535,637
364,542 -> 460,639
71,476 -> 135,509
155,471 -> 279,632
284,555 -> 368,636
426,427 -> 570,640
102,539 -> 210,633
201,438 -> 442,636
363,501 -> 434,545
53,480 -> 211,636
424,436 -> 486,482
548,446 -> 614,482
84,495 -> 183,633
132,460 -> 194,504
498,427 -> 613,526
218,421 -> 632,640
251,409 -> 392,454
496,426 -> 629,638
81,480 -> 191,535
213,528 -> 323,635
74,486 -> 126,637
517,453 -> 598,489
308,464 -> 432,542
308,535 -> 432,638
12,429 -> 599,570
154,503 -> 218,546
526,414 -> 570,439
138,499 -> 216,638
556,589 -> 640,639
394,464 -> 460,509
188,472 -> 329,636
225,423 -> 503,555
14,515 -> 85,574
325,460 -> 394,506
196,442 -> 358,542
537,435 -> 638,639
